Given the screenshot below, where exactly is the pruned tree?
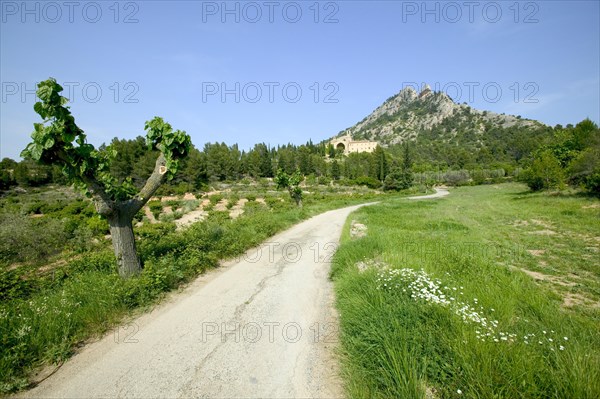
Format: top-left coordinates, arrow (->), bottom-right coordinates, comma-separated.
21,78 -> 191,277
274,168 -> 303,207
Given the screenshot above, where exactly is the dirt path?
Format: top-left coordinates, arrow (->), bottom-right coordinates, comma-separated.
20,203 -> 374,399
407,187 -> 449,200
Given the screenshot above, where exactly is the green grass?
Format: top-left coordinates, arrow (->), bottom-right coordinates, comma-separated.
0,184 -> 407,394
332,183 -> 600,398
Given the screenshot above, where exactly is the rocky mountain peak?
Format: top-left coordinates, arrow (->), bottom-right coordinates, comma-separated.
419,84 -> 432,98
333,85 -> 542,146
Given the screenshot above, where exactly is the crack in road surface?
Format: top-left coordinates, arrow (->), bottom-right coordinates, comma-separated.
20,203 -> 374,399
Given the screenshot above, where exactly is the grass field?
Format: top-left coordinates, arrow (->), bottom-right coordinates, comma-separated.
332,183 -> 600,398
0,182 -> 414,394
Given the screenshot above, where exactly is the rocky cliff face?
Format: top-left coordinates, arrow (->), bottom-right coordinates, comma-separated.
336,86 -> 542,146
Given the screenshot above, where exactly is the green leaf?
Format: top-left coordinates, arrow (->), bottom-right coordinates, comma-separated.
33,102 -> 43,116
30,143 -> 43,160
64,131 -> 76,143
43,137 -> 55,149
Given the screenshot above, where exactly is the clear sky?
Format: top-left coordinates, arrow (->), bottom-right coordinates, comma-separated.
1,0 -> 599,160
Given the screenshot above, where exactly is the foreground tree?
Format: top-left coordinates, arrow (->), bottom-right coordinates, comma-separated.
21,78 -> 191,277
274,168 -> 303,207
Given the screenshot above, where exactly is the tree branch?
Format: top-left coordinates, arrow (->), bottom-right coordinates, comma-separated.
127,153 -> 168,216
81,174 -> 116,216
51,147 -> 115,217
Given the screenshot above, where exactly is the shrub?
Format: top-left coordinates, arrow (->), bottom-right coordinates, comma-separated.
317,176 -> 331,185
0,269 -> 32,300
70,225 -> 96,253
86,216 -> 109,236
0,213 -> 68,264
522,151 -> 564,191
147,201 -> 163,219
159,213 -> 175,223
444,170 -> 471,186
353,176 -> 381,189
165,200 -> 180,208
383,168 -> 413,191
182,199 -> 199,213
67,250 -> 115,273
208,194 -> 224,205
264,196 -> 284,209
584,169 -> 600,196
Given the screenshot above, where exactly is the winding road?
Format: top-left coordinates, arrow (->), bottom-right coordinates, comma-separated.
407,187 -> 449,200
20,188 -> 449,399
20,204 -> 373,399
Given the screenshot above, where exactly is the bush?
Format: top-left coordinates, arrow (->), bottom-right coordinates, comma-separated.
444,170 -> 471,186
181,199 -> 199,213
208,194 -> 224,205
159,213 -> 175,223
568,147 -> 600,195
70,225 -> 96,253
147,201 -> 163,219
383,168 -> 413,191
584,169 -> 600,196
0,269 -> 32,300
0,213 -> 68,264
165,200 -> 181,208
522,151 -> 564,191
352,176 -> 381,189
86,216 -> 109,236
317,176 -> 331,185
67,250 -> 115,273
264,196 -> 284,209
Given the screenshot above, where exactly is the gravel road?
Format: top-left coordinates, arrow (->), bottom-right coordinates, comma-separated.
20,204 -> 373,399
407,187 -> 449,200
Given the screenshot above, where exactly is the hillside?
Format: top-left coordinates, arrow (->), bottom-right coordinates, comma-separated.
333,86 -> 553,167
337,86 -> 545,146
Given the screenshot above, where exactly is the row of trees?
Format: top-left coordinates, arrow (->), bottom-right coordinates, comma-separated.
4,125 -> 598,197
2,139 -> 395,191
0,123 -> 566,194
521,119 -> 600,194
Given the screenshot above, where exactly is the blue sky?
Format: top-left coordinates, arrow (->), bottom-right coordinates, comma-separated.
1,0 -> 599,160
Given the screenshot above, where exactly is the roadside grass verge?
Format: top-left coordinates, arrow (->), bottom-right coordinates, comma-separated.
0,188 -> 400,394
332,183 -> 600,398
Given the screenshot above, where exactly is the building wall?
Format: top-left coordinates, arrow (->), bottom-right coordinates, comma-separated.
330,135 -> 378,155
347,141 -> 377,153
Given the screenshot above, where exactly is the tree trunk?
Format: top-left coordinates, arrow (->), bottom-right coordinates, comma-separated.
108,211 -> 141,278
290,189 -> 302,208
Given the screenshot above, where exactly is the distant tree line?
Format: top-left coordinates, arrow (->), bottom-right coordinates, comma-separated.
2,118 -> 598,195
519,119 -> 600,195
